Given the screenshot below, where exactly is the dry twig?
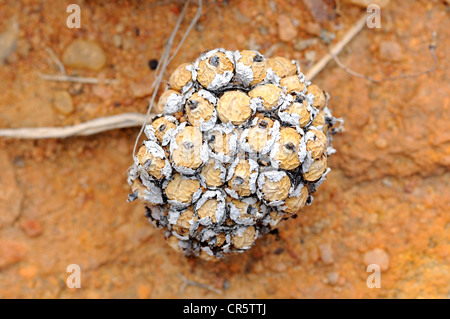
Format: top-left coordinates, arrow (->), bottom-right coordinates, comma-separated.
304,14 -> 367,80
37,47 -> 118,85
179,274 -> 223,295
329,31 -> 438,83
0,113 -> 151,139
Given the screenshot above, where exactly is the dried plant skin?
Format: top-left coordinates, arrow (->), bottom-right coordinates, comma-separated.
283,185 -> 309,214
307,84 -> 326,109
157,89 -> 181,113
303,155 -> 328,181
165,174 -> 200,204
228,158 -> 254,197
197,199 -> 219,222
267,56 -> 297,78
201,159 -> 225,188
171,126 -> 204,169
306,129 -> 328,159
260,173 -> 291,203
127,49 -> 341,261
280,75 -> 305,93
312,110 -> 329,133
197,52 -> 234,89
232,226 -> 257,249
246,116 -> 274,153
185,92 -> 215,127
286,100 -> 311,127
248,84 -> 284,111
151,117 -> 177,143
217,91 -> 252,125
169,62 -> 192,91
236,50 -> 268,86
172,207 -> 196,236
275,127 -> 301,170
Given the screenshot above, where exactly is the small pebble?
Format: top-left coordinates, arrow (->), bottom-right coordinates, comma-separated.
137,285 -> 151,299
382,177 -> 392,187
52,90 -> 74,115
20,220 -> 43,238
364,248 -> 390,271
223,278 -> 230,290
301,22 -> 321,36
277,14 -> 297,42
305,50 -> 316,63
19,265 -> 38,279
318,243 -> 334,265
116,24 -> 125,33
113,34 -> 122,48
379,40 -> 403,62
130,76 -> 154,98
62,39 -> 106,71
0,241 -> 26,270
294,38 -> 317,51
17,39 -> 31,58
326,272 -> 340,286
0,21 -> 19,63
92,85 -> 113,100
303,0 -> 330,23
375,136 -> 388,149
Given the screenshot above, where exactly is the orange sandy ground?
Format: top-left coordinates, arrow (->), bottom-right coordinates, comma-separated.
0,0 -> 449,298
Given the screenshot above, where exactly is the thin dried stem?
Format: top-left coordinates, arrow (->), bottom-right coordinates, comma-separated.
0,113 -> 151,139
44,46 -> 66,75
37,72 -> 119,85
329,31 -> 438,83
38,45 -> 118,84
179,274 -> 223,295
305,14 -> 367,80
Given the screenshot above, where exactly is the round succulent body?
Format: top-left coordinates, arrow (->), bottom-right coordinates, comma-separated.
127,48 -> 341,260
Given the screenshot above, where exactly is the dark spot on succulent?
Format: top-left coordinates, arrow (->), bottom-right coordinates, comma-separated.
208,134 -> 216,143
187,99 -> 199,110
233,177 -> 244,185
159,124 -> 166,131
210,55 -> 220,67
295,95 -> 304,103
143,159 -> 152,169
285,142 -> 296,151
258,120 -> 268,128
253,54 -> 263,63
183,141 -> 194,149
325,116 -> 334,125
127,191 -> 138,202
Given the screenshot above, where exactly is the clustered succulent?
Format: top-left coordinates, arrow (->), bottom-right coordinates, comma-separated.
127,48 -> 341,261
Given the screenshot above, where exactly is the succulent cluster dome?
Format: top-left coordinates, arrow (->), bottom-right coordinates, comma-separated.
127,48 -> 341,261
